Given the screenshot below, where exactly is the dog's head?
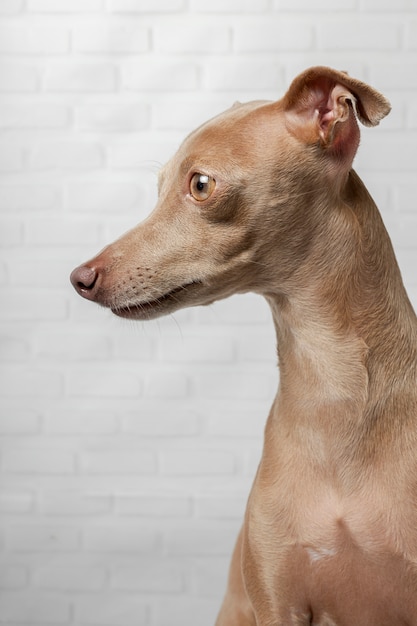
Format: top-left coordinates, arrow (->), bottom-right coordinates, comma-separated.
70,67 -> 390,320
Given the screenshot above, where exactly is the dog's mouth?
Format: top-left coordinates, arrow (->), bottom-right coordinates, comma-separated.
110,281 -> 202,320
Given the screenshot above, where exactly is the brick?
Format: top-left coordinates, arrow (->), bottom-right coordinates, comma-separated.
74,24 -> 149,53
67,369 -> 142,397
0,291 -> 68,321
409,287 -> 417,311
154,597 -> 219,626
2,448 -> 75,474
0,63 -> 38,92
356,136 -> 417,173
154,22 -> 231,53
70,294 -> 106,322
2,324 -> 23,353
67,182 -> 144,213
76,102 -> 150,132
194,370 -> 274,400
207,410 -> 264,438
108,0 -> 185,12
28,0 -> 103,10
29,142 -> 103,171
234,20 -> 314,52
161,448 -> 236,476
407,97 -> 417,129
42,490 -> 111,516
122,60 -> 200,91
111,561 -> 183,592
191,0 -> 269,11
76,594 -> 148,626
0,411 -> 40,434
397,184 -> 417,213
34,330 -> 111,360
0,592 -> 71,623
83,524 -> 157,553
397,219 -> 417,249
45,63 -> 117,92
206,60 -> 284,92
108,140 -> 179,170
0,24 -> 69,54
165,524 -> 237,556
114,332 -> 154,360
397,250 -> 417,286
0,0 -> 24,13
0,368 -> 63,397
0,219 -> 22,244
0,185 -> 60,211
44,410 -> 117,435
115,493 -> 192,517
0,103 -> 69,129
0,491 -> 34,513
153,99 -> 227,131
360,0 -> 416,8
246,448 -> 263,477
0,144 -> 24,171
0,336 -> 30,361
239,332 -> 277,363
122,411 -> 202,436
7,525 -> 79,552
0,260 -> 7,284
159,333 -> 234,362
145,371 -> 189,398
10,259 -> 76,288
80,449 -> 156,474
318,19 -> 400,50
35,565 -> 106,591
0,566 -> 28,589
357,175 -> 390,213
369,62 -> 417,90
195,493 -> 247,519
190,558 -> 229,597
274,0 -> 355,8
25,217 -> 100,246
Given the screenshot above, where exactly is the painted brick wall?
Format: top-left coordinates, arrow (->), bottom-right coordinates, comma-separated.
1,1 -> 417,625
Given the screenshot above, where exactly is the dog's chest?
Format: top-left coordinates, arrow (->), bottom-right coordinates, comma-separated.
247,473 -> 417,625
285,511 -> 417,625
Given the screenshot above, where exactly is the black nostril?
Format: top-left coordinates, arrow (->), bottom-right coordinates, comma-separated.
70,265 -> 99,297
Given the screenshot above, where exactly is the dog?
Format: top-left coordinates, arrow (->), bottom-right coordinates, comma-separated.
71,66 -> 417,625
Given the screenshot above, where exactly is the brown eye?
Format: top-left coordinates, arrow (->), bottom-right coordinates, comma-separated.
190,173 -> 216,201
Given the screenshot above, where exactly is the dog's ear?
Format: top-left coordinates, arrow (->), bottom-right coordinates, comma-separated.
282,66 -> 391,158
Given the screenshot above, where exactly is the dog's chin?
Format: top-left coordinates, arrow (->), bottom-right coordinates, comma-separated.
110,281 -> 203,321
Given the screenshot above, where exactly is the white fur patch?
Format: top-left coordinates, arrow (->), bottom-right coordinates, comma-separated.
306,545 -> 337,563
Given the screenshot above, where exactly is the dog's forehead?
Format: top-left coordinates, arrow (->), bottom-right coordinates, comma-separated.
190,99 -> 273,143
213,98 -> 272,122
157,99 -> 281,187
179,99 -> 278,162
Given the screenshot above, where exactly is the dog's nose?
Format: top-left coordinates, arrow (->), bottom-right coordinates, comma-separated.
70,264 -> 99,300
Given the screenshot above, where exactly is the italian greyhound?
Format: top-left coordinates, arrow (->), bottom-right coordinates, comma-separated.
71,67 -> 417,625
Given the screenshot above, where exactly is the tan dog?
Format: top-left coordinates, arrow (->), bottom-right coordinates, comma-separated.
71,67 -> 417,625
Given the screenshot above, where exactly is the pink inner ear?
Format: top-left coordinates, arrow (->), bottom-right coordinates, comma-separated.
308,83 -> 352,142
319,107 -> 336,132
316,85 -> 358,153
284,77 -> 361,166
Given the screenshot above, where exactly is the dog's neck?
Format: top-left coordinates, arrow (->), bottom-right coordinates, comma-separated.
265,170 -> 417,463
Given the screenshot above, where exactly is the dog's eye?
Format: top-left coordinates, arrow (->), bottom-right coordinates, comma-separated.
190,173 -> 216,201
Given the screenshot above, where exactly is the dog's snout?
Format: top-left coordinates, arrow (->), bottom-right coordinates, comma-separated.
70,264 -> 99,300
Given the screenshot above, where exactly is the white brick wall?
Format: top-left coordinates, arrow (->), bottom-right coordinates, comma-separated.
1,2 -> 416,625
